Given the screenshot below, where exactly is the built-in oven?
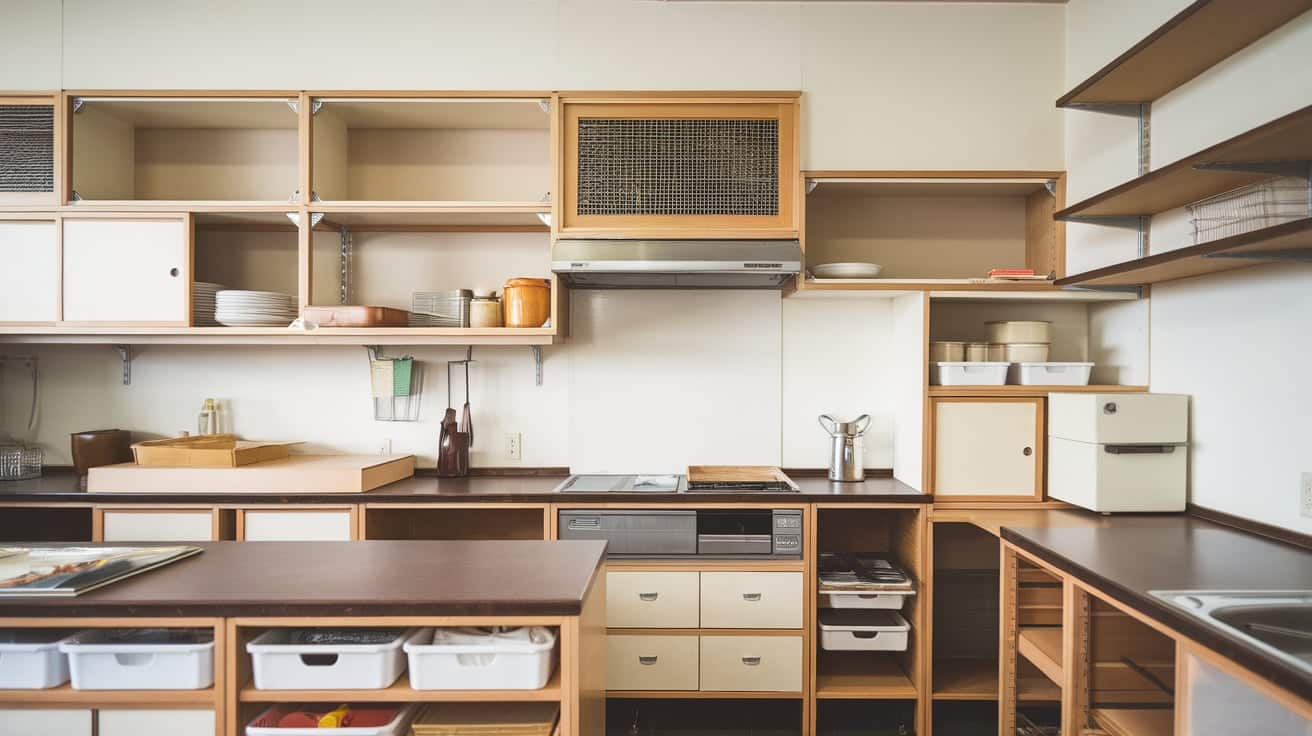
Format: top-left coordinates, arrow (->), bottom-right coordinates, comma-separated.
557,508 -> 802,559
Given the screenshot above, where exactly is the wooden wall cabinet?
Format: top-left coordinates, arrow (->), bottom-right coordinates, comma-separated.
929,397 -> 1044,501
557,96 -> 800,238
61,214 -> 191,325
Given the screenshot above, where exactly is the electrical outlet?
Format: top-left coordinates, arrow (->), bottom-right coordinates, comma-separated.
1302,472 -> 1312,518
506,432 -> 522,461
380,438 -> 392,455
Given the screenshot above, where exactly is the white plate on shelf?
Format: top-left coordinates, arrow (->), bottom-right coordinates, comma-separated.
811,262 -> 884,279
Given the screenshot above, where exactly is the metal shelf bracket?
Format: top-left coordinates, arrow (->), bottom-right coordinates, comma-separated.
71,97 -> 86,114
531,346 -> 543,387
806,179 -> 819,195
1044,179 -> 1058,196
339,225 -> 353,304
286,99 -> 324,116
1063,284 -> 1146,297
115,345 -> 132,386
537,99 -> 550,114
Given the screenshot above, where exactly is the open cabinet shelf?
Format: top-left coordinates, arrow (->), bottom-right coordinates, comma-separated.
814,652 -> 917,700
238,670 -> 562,703
1016,627 -> 1063,685
1057,0 -> 1312,107
1090,707 -> 1175,736
0,326 -> 559,345
928,385 -> 1148,397
314,202 -> 550,232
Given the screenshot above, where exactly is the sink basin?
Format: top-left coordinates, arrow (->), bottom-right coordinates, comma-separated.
1151,591 -> 1312,675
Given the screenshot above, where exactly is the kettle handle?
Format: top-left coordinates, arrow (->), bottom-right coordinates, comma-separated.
818,414 -> 838,436
853,414 -> 871,435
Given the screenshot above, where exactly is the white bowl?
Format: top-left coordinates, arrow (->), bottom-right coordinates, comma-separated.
811,262 -> 883,279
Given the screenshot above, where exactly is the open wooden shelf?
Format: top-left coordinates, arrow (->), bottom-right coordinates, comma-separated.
794,282 -> 1136,302
0,326 -> 559,346
314,202 -> 551,232
1016,628 -> 1063,686
1056,217 -> 1312,288
240,670 -> 560,703
1058,0 -> 1312,107
0,683 -> 216,706
929,385 -> 1148,398
606,689 -> 805,700
932,658 -> 1061,702
815,651 -> 917,700
1056,104 -> 1312,220
1090,707 -> 1175,736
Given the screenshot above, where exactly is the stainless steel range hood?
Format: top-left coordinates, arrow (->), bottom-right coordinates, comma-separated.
551,239 -> 802,289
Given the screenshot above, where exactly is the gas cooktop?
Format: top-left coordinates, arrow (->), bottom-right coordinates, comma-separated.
552,474 -> 800,493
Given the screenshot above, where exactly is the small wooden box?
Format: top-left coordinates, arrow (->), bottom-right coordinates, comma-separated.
131,435 -> 298,468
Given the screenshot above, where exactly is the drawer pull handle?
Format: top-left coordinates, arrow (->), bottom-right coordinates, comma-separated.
742,593 -> 762,602
638,592 -> 659,601
638,656 -> 658,665
741,656 -> 761,666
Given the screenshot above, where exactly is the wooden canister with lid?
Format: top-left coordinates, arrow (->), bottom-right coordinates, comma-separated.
502,278 -> 551,328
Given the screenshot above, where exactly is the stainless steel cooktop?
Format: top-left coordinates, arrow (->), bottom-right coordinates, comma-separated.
552,474 -> 800,493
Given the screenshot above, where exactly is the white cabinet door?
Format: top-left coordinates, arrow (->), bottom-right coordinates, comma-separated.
933,398 -> 1041,499
99,709 -> 215,736
241,510 -> 353,541
0,219 -> 59,322
102,510 -> 215,542
0,710 -> 92,736
62,216 -> 189,323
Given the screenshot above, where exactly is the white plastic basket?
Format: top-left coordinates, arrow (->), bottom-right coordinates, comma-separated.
246,628 -> 421,691
819,610 -> 910,652
1188,177 -> 1310,244
932,361 -> 1009,386
1013,362 -> 1094,386
60,629 -> 214,690
245,703 -> 418,736
0,630 -> 74,689
404,626 -> 557,690
821,589 -> 916,611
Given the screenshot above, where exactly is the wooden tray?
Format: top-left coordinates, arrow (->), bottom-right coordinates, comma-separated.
89,454 -> 416,493
132,435 -> 300,468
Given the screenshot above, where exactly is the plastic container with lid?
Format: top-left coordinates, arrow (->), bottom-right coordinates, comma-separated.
818,610 -> 910,652
929,341 -> 965,363
502,278 -> 551,328
469,291 -> 503,328
986,320 -> 1051,344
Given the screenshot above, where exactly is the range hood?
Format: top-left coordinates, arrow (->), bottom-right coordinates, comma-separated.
551,239 -> 802,289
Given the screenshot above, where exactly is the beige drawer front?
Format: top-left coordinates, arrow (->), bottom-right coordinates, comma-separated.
0,710 -> 92,736
700,572 -> 803,629
102,511 -> 214,542
99,709 -> 215,736
607,635 -> 699,691
700,635 -> 803,692
242,510 -> 353,541
607,571 -> 700,628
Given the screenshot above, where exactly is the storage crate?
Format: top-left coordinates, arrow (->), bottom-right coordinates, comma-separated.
817,611 -> 909,652
246,628 -> 421,691
820,589 -> 916,611
246,703 -> 417,736
404,626 -> 557,690
0,630 -> 73,689
60,629 -> 214,690
1189,177 -> 1310,244
933,362 -> 1008,386
1012,362 -> 1094,386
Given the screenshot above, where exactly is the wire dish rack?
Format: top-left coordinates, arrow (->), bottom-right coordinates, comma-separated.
0,444 -> 42,481
1188,176 -> 1310,244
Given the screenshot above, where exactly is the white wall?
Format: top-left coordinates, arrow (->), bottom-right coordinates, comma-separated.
1063,0 -> 1312,532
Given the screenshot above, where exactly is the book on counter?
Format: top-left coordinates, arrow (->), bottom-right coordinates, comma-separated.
0,545 -> 201,597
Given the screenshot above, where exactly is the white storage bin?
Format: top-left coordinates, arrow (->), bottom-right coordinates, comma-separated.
818,611 -> 909,652
60,629 -> 214,690
821,589 -> 916,611
405,626 -> 557,690
1013,362 -> 1094,386
932,361 -> 1008,386
246,703 -> 418,736
0,630 -> 73,689
246,628 -> 421,691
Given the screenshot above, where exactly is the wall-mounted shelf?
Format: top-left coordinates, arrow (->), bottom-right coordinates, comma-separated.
313,202 -> 551,232
1057,0 -> 1312,108
0,326 -> 558,346
1056,104 -> 1312,220
1056,217 -> 1312,288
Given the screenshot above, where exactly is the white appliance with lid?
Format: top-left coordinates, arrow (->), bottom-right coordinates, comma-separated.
1047,393 -> 1189,512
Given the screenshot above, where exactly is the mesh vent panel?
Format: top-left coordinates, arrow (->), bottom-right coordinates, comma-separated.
0,105 -> 55,193
577,118 -> 778,216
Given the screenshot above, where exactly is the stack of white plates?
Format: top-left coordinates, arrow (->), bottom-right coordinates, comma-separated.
215,290 -> 298,327
192,282 -> 225,326
811,262 -> 884,279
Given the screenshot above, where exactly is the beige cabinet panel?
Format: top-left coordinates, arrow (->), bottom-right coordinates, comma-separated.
99,709 -> 215,736
700,572 -> 803,629
607,571 -> 699,628
102,510 -> 214,542
242,510 -> 353,541
0,220 -> 59,322
699,635 -> 803,692
933,399 -> 1041,499
0,710 -> 92,736
606,635 -> 699,691
62,217 -> 189,323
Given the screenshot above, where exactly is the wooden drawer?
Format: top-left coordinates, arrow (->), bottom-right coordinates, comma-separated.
99,709 -> 215,736
102,510 -> 214,542
0,710 -> 92,736
699,635 -> 803,692
700,572 -> 802,629
606,635 -> 699,691
607,571 -> 699,628
241,510 -> 353,541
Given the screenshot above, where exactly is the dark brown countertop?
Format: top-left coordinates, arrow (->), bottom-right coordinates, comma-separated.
0,470 -> 929,505
0,540 -> 606,618
1001,517 -> 1312,703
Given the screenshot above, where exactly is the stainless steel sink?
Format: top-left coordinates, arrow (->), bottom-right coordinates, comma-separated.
1151,591 -> 1312,674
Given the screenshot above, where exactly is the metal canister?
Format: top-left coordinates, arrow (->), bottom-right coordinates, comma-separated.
818,414 -> 872,482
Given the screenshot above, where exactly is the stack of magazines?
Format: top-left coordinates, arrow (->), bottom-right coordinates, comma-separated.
0,546 -> 201,597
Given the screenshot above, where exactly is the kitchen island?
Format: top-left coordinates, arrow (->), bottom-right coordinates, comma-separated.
0,540 -> 607,736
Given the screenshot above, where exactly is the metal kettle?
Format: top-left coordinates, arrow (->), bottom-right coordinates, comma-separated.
819,414 -> 871,482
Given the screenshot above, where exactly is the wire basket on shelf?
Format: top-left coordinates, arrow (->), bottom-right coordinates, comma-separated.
0,444 -> 42,481
1188,176 -> 1310,244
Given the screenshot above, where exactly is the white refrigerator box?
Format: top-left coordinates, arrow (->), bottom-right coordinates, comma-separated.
1048,393 -> 1189,512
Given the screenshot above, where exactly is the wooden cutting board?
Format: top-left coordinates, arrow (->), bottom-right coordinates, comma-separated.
131,434 -> 300,468
88,454 -> 415,493
688,465 -> 789,484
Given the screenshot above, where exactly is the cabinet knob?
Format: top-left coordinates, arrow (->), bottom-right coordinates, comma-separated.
169,268 -> 180,277
1023,446 -> 1033,456
638,592 -> 659,602
638,655 -> 658,665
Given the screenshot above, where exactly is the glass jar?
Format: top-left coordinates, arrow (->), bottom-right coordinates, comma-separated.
470,291 -> 503,328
